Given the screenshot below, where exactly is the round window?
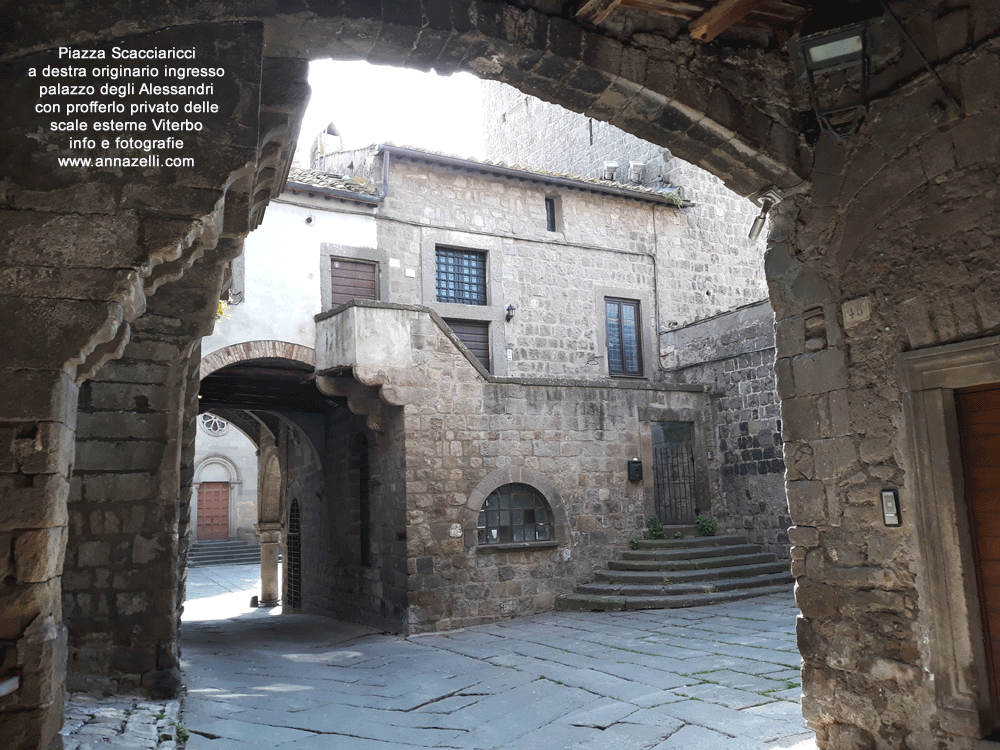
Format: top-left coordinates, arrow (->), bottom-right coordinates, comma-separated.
199,413 -> 231,436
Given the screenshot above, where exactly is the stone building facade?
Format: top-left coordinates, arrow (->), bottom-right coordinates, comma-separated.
660,301 -> 787,551
481,81 -> 788,554
197,141 -> 772,634
6,4 -> 1000,750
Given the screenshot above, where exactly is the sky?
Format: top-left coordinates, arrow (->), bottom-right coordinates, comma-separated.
293,60 -> 485,167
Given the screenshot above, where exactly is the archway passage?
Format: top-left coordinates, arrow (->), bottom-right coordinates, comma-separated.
199,359 -> 338,414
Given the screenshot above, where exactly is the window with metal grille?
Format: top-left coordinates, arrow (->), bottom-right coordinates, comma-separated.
444,318 -> 490,372
436,247 -> 487,305
477,483 -> 551,545
605,298 -> 642,376
287,498 -> 302,610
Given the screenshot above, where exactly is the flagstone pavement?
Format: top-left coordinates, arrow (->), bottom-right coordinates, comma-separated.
175,564 -> 816,750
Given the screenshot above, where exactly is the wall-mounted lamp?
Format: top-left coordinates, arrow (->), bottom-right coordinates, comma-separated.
748,188 -> 783,241
603,161 -> 618,181
787,3 -> 884,141
505,304 -> 516,322
628,161 -> 646,183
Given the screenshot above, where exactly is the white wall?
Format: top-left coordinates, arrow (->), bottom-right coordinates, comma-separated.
202,196 -> 378,357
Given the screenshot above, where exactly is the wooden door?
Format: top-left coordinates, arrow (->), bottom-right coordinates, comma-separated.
197,481 -> 230,540
956,383 -> 1000,716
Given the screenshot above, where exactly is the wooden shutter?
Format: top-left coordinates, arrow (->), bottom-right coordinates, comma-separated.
330,259 -> 377,307
445,319 -> 490,373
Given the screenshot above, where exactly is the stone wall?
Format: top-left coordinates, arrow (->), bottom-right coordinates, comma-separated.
481,80 -> 768,329
660,300 -> 788,556
316,301 -> 715,633
279,407 -> 409,633
321,147 -> 766,380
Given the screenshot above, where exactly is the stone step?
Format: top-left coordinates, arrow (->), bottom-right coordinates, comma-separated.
621,543 -> 763,562
579,570 -> 792,596
594,560 -> 789,585
608,552 -> 777,572
556,582 -> 794,612
633,534 -> 750,550
188,540 -> 261,567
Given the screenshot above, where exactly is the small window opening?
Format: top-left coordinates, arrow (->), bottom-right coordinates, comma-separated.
545,196 -> 559,232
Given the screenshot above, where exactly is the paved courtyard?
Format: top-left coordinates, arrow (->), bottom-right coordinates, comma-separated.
179,564 -> 815,750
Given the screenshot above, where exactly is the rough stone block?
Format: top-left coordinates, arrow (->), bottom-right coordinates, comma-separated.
74,440 -> 166,473
791,348 -> 847,396
14,527 -> 67,584
781,397 -> 818,442
788,526 -> 820,547
0,474 -> 70,531
812,437 -> 857,480
786,480 -> 826,525
898,297 -> 936,349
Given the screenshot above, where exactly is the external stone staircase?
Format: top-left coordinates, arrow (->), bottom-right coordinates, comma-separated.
187,539 -> 261,567
556,528 -> 793,611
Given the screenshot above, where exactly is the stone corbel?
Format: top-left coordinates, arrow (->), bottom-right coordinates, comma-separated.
315,375 -> 386,433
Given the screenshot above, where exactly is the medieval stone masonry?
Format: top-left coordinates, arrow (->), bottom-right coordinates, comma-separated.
194,137 -> 778,635
480,81 -> 788,553
4,4 -> 1000,750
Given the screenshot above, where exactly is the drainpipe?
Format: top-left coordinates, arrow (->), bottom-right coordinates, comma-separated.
651,204 -> 670,378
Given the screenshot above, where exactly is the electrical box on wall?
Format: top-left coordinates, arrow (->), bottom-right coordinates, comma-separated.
627,457 -> 643,482
881,489 -> 901,527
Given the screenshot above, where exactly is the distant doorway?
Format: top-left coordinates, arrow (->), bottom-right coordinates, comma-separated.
652,421 -> 697,525
197,482 -> 230,540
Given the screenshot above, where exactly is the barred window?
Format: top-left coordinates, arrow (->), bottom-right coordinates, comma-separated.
436,247 -> 487,305
478,483 -> 551,545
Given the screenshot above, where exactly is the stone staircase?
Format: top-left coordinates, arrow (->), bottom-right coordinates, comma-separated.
187,540 -> 261,567
556,529 -> 793,611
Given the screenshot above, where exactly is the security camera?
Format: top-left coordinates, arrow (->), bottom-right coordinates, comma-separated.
305,215 -> 315,225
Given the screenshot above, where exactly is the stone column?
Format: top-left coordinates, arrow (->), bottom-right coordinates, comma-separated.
257,522 -> 283,606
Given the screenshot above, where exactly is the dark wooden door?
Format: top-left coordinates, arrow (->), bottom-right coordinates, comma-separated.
956,383 -> 1000,716
197,481 -> 230,540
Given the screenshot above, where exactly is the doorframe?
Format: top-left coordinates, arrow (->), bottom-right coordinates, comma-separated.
192,455 -> 242,541
899,335 -> 1000,739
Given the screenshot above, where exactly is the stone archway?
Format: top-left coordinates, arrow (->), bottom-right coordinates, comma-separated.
4,4 -> 1000,750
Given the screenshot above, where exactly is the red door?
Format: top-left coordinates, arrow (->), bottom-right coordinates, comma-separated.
956,384 -> 1000,716
197,481 -> 230,540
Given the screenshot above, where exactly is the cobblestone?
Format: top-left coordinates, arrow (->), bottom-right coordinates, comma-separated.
61,693 -> 181,750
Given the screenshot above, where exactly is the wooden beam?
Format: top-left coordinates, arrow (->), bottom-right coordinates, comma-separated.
689,0 -> 767,42
619,0 -> 699,20
577,0 -> 623,25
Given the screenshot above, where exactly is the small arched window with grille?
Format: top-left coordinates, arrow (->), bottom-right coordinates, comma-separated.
477,483 -> 551,545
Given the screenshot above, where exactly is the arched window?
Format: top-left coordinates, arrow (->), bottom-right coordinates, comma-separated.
477,483 -> 551,545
